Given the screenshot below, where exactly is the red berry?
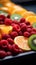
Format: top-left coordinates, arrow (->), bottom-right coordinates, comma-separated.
18,31 -> 22,36
20,23 -> 27,32
31,31 -> 36,35
12,20 -> 19,24
7,15 -> 10,18
0,40 -> 8,49
25,21 -> 30,25
24,32 -> 30,37
2,34 -> 10,40
7,38 -> 14,45
0,15 -> 5,21
12,44 -> 23,55
10,31 -> 18,39
32,28 -> 36,32
5,18 -> 12,25
20,18 -> 25,23
13,24 -> 20,32
27,28 -> 32,32
7,44 -> 12,51
27,25 -> 32,28
0,50 -> 7,58
7,51 -> 12,56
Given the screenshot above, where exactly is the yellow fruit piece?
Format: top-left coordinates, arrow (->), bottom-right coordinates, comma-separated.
12,5 -> 27,16
14,36 -> 31,50
23,11 -> 35,18
0,25 -> 13,34
26,16 -> 36,24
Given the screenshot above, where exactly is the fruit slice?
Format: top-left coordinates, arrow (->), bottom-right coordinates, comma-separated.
12,5 -> 27,16
26,16 -> 36,24
0,25 -> 13,34
14,36 -> 31,50
11,14 -> 22,20
32,22 -> 36,29
0,10 -> 8,16
23,11 -> 35,18
28,34 -> 36,50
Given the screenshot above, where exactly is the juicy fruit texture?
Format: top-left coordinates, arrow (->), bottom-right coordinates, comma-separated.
26,16 -> 36,24
32,22 -> 36,29
14,36 -> 31,50
0,25 -> 13,34
23,11 -> 35,18
28,34 -> 36,50
11,14 -> 22,20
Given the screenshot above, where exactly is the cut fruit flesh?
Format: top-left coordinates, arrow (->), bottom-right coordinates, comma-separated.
0,25 -> 13,34
14,36 -> 31,50
23,11 -> 35,18
11,14 -> 22,20
28,34 -> 36,50
26,16 -> 36,24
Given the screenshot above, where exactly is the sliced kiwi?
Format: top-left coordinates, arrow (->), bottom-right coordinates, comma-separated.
0,10 -> 8,16
10,14 -> 22,20
32,22 -> 36,29
28,34 -> 36,50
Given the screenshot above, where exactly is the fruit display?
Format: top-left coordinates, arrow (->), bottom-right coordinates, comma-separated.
0,0 -> 36,58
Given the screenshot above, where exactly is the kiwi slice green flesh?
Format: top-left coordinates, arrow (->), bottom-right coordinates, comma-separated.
28,34 -> 36,50
11,14 -> 22,20
0,10 -> 8,16
32,22 -> 36,29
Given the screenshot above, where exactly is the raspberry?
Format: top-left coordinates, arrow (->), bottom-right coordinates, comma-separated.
4,18 -> 12,25
7,15 -> 10,18
2,34 -> 10,40
27,28 -> 32,32
20,23 -> 27,32
0,15 -> 5,21
13,24 -> 20,32
7,44 -> 12,51
10,31 -> 18,39
12,20 -> 19,24
18,31 -> 22,36
31,31 -> 36,35
7,51 -> 12,56
27,25 -> 32,28
32,28 -> 36,32
0,40 -> 8,49
0,21 -> 4,24
25,21 -> 30,25
24,32 -> 30,37
0,50 -> 7,58
12,44 -> 23,55
20,18 -> 25,23
7,38 -> 14,45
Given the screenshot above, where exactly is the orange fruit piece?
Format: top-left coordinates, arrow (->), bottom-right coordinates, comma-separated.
0,25 -> 13,34
23,11 -> 35,18
14,36 -> 31,50
26,16 -> 36,24
12,5 -> 27,16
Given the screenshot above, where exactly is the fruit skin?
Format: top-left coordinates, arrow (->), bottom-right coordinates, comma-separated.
0,15 -> 5,21
23,32 -> 30,37
0,40 -> 8,49
13,24 -> 21,32
7,38 -> 14,45
28,34 -> 36,50
2,34 -> 10,40
20,18 -> 25,23
0,50 -> 7,58
6,51 -> 12,56
4,18 -> 12,25
11,44 -> 23,55
10,31 -> 18,39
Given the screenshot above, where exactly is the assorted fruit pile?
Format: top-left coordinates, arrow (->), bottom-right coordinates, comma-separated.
0,13 -> 36,58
